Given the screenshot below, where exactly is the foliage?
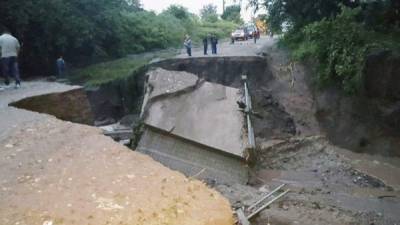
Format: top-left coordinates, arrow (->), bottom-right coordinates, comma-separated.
192,20 -> 238,41
162,5 -> 191,21
0,1 -> 240,78
221,5 -> 243,24
0,0 -> 142,75
68,49 -> 178,86
283,6 -> 399,94
118,11 -> 186,53
200,4 -> 219,23
68,57 -> 148,87
248,0 -> 400,94
248,0 -> 356,32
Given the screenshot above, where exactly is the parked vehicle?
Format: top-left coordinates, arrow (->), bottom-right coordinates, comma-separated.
247,26 -> 256,38
231,28 -> 249,41
245,24 -> 259,39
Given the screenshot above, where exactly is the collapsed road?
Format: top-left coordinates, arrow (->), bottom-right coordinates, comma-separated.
4,37 -> 400,225
0,82 -> 234,225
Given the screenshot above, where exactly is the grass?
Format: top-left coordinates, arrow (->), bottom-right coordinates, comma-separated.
69,58 -> 148,87
68,49 -> 178,87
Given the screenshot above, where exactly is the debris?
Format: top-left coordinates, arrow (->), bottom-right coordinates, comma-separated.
248,184 -> 286,211
245,184 -> 290,220
236,208 -> 251,225
5,144 -> 13,148
191,168 -> 206,179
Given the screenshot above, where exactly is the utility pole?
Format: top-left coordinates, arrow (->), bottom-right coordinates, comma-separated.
222,0 -> 226,14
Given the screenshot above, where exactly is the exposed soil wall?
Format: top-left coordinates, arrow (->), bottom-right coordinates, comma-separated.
85,65 -> 148,124
315,50 -> 400,157
153,56 -> 273,89
10,88 -> 94,125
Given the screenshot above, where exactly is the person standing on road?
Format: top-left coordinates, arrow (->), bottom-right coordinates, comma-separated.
56,56 -> 66,78
211,35 -> 218,55
202,35 -> 209,55
0,29 -> 21,88
184,34 -> 192,57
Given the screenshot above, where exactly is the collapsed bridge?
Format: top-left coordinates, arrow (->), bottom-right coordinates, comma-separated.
12,56 -> 278,184
137,68 -> 254,183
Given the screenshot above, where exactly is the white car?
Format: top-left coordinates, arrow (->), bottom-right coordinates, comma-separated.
231,29 -> 248,41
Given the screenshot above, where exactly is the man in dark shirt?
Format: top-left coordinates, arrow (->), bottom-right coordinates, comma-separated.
211,35 -> 218,55
203,35 -> 209,55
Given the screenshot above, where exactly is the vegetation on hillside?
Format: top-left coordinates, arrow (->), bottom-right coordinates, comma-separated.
251,0 -> 400,94
200,4 -> 219,23
221,5 -> 243,24
0,1 -> 239,77
68,49 -> 178,87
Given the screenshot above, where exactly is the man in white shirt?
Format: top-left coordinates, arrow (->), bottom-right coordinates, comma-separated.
0,29 -> 21,88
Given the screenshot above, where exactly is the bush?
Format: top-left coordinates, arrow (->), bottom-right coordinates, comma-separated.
119,11 -> 186,53
284,6 -> 392,94
1,1 -> 239,77
193,20 -> 237,41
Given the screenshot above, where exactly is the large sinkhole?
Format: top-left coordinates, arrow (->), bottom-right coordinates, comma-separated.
11,56 -> 296,141
10,56 -> 400,160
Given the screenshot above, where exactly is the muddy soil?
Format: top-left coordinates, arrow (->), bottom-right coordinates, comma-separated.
255,137 -> 400,225
215,40 -> 400,225
216,137 -> 400,225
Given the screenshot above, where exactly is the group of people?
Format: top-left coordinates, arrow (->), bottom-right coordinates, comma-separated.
0,29 -> 67,90
202,34 -> 218,55
183,34 -> 219,57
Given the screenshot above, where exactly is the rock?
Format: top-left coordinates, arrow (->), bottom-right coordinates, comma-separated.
312,202 -> 321,209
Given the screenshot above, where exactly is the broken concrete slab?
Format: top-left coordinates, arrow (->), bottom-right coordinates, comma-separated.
143,68 -> 246,157
138,127 -> 249,183
100,123 -> 133,140
138,68 -> 249,183
147,68 -> 200,99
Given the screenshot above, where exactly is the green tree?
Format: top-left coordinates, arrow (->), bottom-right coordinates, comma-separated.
0,0 -> 239,78
163,5 -> 190,20
248,0 -> 357,32
0,0 -> 142,75
200,4 -> 219,23
221,5 -> 243,24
